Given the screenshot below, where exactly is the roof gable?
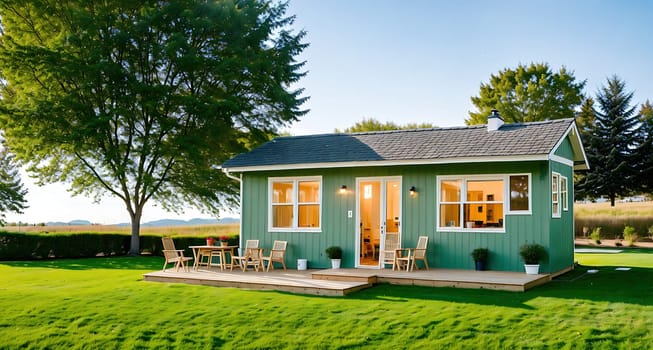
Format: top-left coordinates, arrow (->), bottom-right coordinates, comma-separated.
223,119 -> 587,171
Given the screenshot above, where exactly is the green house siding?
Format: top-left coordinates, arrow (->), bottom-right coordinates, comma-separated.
548,158 -> 575,273
240,158 -> 575,273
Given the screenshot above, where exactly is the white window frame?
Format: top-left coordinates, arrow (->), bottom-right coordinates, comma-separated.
507,173 -> 532,215
561,175 -> 569,212
552,172 -> 561,218
268,176 -> 322,232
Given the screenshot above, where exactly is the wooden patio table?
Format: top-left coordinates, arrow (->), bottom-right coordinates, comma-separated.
189,245 -> 238,271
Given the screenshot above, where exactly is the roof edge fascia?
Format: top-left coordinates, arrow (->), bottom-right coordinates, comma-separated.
222,155 -> 548,173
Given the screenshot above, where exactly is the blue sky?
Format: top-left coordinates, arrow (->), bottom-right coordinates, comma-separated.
6,0 -> 653,225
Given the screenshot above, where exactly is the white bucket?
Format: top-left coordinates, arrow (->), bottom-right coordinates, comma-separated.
297,259 -> 307,270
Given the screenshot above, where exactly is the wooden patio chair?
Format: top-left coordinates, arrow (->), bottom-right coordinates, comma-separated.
161,237 -> 193,272
396,236 -> 429,271
232,240 -> 261,271
262,240 -> 287,272
381,233 -> 400,270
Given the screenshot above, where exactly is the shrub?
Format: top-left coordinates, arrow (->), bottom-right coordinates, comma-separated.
648,225 -> 653,240
0,232 -> 233,260
519,243 -> 547,265
325,246 -> 342,259
590,227 -> 602,245
623,225 -> 638,247
471,248 -> 489,262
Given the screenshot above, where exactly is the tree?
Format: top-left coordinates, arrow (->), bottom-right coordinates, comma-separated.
576,76 -> 641,206
0,0 -> 307,254
636,100 -> 653,194
466,63 -> 586,125
335,118 -> 436,133
0,144 -> 28,224
573,97 -> 596,198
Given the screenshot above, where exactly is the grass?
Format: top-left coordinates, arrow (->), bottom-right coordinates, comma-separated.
6,223 -> 239,237
574,201 -> 653,218
0,250 -> 652,349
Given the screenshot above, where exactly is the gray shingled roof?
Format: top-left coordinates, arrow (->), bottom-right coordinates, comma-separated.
222,118 -> 577,170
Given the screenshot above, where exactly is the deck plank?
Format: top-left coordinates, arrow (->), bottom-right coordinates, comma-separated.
144,267 -> 551,295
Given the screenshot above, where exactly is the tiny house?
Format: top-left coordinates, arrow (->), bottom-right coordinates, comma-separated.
221,112 -> 588,274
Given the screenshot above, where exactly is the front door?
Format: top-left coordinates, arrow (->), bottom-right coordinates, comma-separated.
356,177 -> 402,268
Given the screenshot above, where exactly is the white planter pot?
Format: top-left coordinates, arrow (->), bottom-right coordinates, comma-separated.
331,259 -> 341,269
524,264 -> 540,275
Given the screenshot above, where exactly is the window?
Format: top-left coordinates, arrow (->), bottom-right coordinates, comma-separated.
269,177 -> 321,231
552,173 -> 560,218
438,176 -> 505,230
509,175 -> 530,212
561,176 -> 568,212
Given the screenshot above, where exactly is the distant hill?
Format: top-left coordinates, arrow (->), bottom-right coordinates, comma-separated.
46,220 -> 93,226
114,217 -> 238,227
44,217 -> 239,227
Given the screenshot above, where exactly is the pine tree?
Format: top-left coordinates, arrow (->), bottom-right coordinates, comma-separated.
577,76 -> 641,206
636,100 -> 653,194
573,97 -> 595,199
0,145 -> 27,224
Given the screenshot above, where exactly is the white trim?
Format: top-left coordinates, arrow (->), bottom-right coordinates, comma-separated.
561,175 -> 569,212
436,175 -> 507,233
549,122 -> 590,170
552,172 -> 561,218
267,176 -> 323,232
549,154 -> 574,167
355,176 -> 402,269
507,173 -> 533,215
223,155 -> 548,173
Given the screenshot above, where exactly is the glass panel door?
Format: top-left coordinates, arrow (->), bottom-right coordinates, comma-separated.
357,177 -> 401,268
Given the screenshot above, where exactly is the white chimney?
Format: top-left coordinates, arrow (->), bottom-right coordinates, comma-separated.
487,109 -> 504,131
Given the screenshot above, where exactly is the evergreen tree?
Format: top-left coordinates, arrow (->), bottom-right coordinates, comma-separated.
0,144 -> 27,225
636,100 -> 653,194
573,97 -> 595,199
577,76 -> 641,206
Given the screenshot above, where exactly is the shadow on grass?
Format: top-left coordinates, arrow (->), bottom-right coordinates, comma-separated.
334,263 -> 653,309
0,255 -> 162,271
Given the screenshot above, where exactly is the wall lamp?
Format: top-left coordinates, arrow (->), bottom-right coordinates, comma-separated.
409,186 -> 417,196
339,185 -> 348,194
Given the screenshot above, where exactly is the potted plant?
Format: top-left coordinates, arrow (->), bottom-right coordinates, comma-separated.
325,246 -> 343,269
219,235 -> 230,247
471,248 -> 489,271
206,237 -> 215,246
519,243 -> 547,274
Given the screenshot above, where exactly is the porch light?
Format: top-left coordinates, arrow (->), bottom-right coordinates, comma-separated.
409,186 -> 416,196
339,185 -> 347,194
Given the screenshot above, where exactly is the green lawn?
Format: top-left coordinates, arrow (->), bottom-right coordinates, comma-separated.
1,250 -> 652,349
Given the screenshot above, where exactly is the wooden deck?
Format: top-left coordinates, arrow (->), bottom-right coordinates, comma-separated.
144,267 -> 550,296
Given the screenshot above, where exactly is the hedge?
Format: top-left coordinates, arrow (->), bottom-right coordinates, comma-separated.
0,232 -> 239,261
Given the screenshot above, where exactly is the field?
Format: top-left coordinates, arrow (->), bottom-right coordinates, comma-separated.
574,201 -> 653,239
0,250 -> 651,349
9,223 -> 239,237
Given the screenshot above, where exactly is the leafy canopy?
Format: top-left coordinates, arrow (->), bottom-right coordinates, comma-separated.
335,118 -> 436,133
466,63 -> 585,125
0,0 -> 307,253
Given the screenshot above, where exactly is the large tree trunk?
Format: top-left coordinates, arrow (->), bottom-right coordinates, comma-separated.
129,208 -> 143,255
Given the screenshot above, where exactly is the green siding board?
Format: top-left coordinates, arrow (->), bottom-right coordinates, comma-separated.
240,160 -> 575,272
554,136 -> 575,159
